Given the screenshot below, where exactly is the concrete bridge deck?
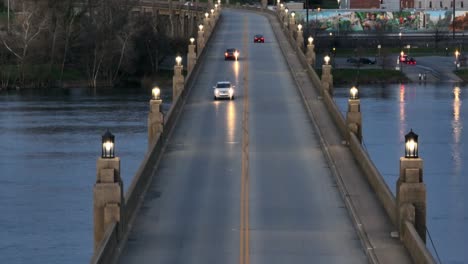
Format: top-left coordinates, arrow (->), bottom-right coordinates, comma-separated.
115,9 -> 413,263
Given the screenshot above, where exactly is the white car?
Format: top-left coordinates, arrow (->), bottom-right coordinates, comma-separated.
213,81 -> 235,100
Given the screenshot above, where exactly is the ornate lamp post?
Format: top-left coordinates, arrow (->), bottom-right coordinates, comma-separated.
148,86 -> 164,146
346,86 -> 362,142
297,24 -> 304,50
94,129 -> 123,251
173,55 -> 185,100
197,24 -> 205,55
101,130 -> 115,159
188,37 -> 197,73
321,55 -> 334,95
306,36 -> 316,66
397,129 -> 426,243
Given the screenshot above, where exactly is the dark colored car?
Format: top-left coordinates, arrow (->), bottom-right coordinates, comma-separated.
358,58 -> 376,64
254,34 -> 265,43
347,57 -> 376,65
224,48 -> 239,60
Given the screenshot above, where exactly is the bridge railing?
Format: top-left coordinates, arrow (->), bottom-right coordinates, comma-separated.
90,6 -> 221,264
235,5 -> 436,264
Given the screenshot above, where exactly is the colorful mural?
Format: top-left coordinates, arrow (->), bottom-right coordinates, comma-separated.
296,9 -> 468,32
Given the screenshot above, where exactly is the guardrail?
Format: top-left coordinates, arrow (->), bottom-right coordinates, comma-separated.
90,10 -> 222,264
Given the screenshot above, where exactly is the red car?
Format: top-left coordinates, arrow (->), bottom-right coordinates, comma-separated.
399,54 -> 416,65
254,34 -> 264,43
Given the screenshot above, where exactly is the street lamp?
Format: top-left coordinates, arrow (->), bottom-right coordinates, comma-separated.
377,44 -> 381,63
101,130 -> 115,159
324,55 -> 330,65
152,86 -> 161,100
190,37 -> 195,44
176,55 -> 182,66
404,129 -> 418,158
199,24 -> 204,31
205,12 -> 209,19
308,36 -> 313,45
215,3 -> 218,9
298,24 -> 303,31
398,32 -> 403,47
211,8 -> 214,15
349,86 -> 359,99
291,11 -> 295,19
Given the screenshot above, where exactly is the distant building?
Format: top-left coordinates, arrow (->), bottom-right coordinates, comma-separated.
380,0 -> 466,10
351,0 -> 381,8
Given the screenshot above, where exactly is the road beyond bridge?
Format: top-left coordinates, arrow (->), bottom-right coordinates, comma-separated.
112,9 -> 416,264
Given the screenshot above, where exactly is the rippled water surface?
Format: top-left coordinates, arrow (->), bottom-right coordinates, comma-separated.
335,83 -> 468,264
0,87 -> 157,264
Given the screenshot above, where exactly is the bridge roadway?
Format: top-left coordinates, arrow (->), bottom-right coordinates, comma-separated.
117,10 -> 406,263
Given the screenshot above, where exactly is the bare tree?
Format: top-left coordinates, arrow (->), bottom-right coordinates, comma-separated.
0,1 -> 49,87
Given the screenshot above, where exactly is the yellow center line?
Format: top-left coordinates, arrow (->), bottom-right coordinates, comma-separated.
240,16 -> 250,264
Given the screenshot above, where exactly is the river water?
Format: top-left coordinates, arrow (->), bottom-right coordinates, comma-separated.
335,83 -> 468,264
0,83 -> 466,263
0,87 -> 161,264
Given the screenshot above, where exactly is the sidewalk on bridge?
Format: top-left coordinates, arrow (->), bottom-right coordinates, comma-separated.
265,12 -> 414,264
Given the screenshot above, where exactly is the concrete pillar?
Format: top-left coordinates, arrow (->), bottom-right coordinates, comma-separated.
188,41 -> 197,74
283,10 -> 289,29
346,96 -> 362,142
148,97 -> 163,147
289,14 -> 296,34
197,27 -> 205,56
173,62 -> 185,100
397,157 -> 426,242
306,38 -> 316,67
261,0 -> 267,9
321,63 -> 333,96
296,28 -> 304,51
93,157 -> 123,251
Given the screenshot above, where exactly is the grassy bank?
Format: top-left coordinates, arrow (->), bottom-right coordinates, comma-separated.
316,68 -> 409,85
454,69 -> 468,82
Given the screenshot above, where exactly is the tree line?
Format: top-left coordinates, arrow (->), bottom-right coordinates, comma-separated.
0,0 -> 187,89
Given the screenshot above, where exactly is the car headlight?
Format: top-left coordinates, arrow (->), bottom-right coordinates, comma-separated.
215,90 -> 219,95
229,88 -> 234,95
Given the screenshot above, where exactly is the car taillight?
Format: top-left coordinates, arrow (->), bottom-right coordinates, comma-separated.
261,38 -> 264,40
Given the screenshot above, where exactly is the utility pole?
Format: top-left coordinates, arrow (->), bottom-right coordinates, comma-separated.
453,0 -> 456,40
305,0 -> 309,39
7,0 -> 10,31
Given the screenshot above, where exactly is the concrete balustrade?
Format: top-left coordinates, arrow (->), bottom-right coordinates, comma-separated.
90,8 -> 223,263
261,6 -> 435,263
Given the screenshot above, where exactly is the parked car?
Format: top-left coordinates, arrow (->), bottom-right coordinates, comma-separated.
213,81 -> 235,100
224,48 -> 240,60
254,34 -> 265,43
347,57 -> 376,65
